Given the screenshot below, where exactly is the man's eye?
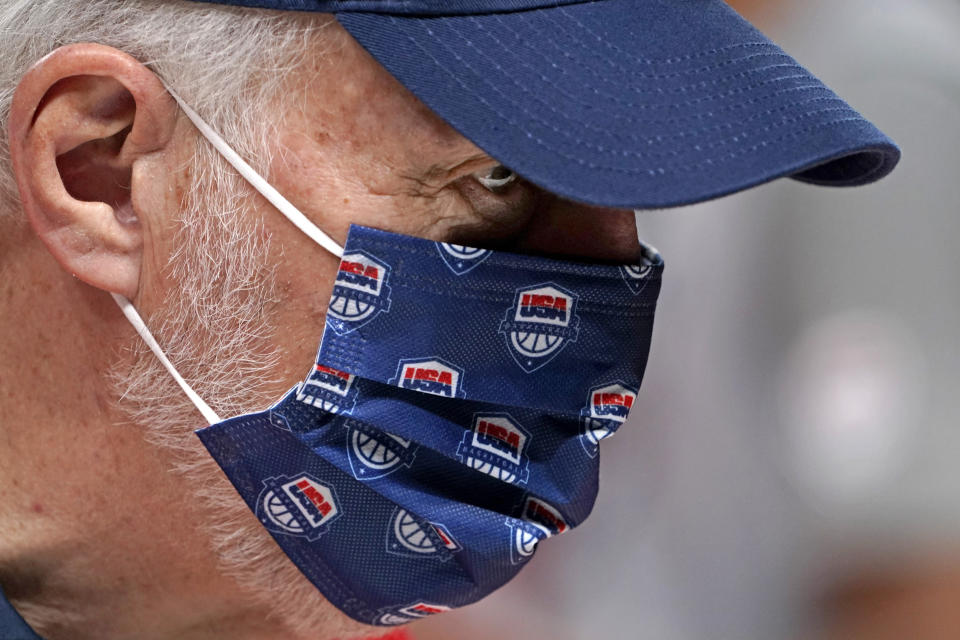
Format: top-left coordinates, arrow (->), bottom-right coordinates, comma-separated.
475,165 -> 518,193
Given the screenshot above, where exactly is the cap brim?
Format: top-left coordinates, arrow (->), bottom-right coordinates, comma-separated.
337,0 -> 900,208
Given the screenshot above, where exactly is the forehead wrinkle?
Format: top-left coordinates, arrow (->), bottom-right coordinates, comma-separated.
410,153 -> 498,195
425,153 -> 497,180
407,181 -> 480,240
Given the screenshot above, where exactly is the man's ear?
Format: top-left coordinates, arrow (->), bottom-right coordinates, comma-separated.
8,43 -> 177,299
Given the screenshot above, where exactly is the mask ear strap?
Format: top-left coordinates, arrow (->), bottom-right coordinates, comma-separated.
633,210 -> 662,266
111,293 -> 222,425
108,85 -> 347,425
163,84 -> 345,259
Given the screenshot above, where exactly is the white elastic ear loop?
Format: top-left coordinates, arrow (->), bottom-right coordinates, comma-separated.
634,210 -> 642,244
633,209 -> 661,265
163,84 -> 344,259
109,86 -> 349,426
111,293 -> 222,425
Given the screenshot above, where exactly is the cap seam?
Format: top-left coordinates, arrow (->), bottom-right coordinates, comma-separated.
457,24 -> 857,150
418,25 -> 869,169
491,13 -> 793,82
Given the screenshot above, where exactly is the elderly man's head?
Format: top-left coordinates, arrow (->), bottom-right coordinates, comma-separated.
0,2 -> 638,638
0,0 -> 900,638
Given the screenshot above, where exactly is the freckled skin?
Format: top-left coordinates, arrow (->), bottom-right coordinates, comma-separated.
0,21 -> 641,640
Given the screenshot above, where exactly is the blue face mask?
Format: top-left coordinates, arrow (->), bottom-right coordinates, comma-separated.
111,88 -> 663,628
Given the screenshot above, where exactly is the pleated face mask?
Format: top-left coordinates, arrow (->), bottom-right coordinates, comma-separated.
111,88 -> 663,628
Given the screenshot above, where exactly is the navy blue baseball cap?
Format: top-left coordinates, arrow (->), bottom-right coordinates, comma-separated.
189,0 -> 900,208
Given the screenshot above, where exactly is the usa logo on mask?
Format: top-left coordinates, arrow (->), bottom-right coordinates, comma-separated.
390,357 -> 466,399
297,363 -> 359,415
255,473 -> 341,542
399,602 -> 451,618
375,612 -> 410,626
345,421 -> 419,481
499,283 -> 580,372
456,413 -> 531,485
376,603 -> 452,625
386,508 -> 461,562
326,251 -> 392,334
436,242 -> 493,275
580,382 -> 638,458
506,496 -> 569,564
620,263 -> 653,295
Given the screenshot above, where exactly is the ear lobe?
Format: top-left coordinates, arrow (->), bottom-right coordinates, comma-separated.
8,44 -> 177,299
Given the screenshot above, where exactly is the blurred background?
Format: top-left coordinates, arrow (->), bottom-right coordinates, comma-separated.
416,0 -> 960,638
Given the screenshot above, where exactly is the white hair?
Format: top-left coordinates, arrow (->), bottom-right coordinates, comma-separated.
0,0 -> 323,219
0,1 -> 371,637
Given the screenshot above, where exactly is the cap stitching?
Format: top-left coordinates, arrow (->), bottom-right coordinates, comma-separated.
534,11 -> 789,82
479,17 -> 805,108
435,28 -> 859,161
555,4 -> 771,67
394,18 -> 874,178
474,19 -> 851,140
438,20 -> 833,111
493,12 -> 791,81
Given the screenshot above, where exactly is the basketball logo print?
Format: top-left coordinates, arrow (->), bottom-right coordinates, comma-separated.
375,612 -> 410,626
376,603 -> 452,625
346,421 -> 419,481
499,283 -> 580,372
506,496 -> 569,565
398,602 -> 451,618
326,251 -> 392,335
390,357 -> 466,399
436,242 -> 493,275
297,363 -> 358,415
255,473 -> 341,542
579,382 -> 638,458
620,263 -> 653,295
386,508 -> 461,562
456,413 -> 531,485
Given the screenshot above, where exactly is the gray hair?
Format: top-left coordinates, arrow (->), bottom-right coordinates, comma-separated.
0,1 -> 367,637
0,0 -> 324,219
